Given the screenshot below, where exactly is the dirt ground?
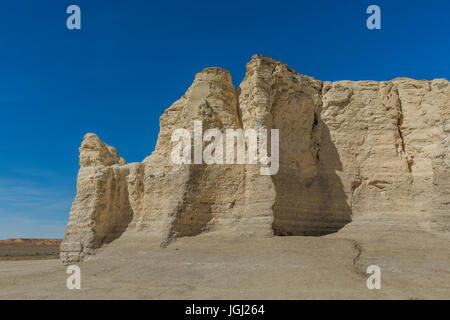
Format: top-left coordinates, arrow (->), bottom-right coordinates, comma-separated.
0,222 -> 448,300
0,239 -> 61,261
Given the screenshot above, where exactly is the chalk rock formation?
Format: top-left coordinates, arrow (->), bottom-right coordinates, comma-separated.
61,55 -> 449,264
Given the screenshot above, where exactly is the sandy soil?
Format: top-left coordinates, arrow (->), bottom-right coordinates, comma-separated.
0,223 -> 448,299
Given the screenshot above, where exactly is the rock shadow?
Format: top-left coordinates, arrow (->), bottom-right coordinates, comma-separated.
93,172 -> 135,248
168,165 -> 215,239
271,112 -> 352,236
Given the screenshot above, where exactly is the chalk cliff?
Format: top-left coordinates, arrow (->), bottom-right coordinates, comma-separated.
60,55 -> 449,264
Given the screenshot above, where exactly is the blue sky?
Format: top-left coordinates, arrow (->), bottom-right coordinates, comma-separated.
0,0 -> 448,238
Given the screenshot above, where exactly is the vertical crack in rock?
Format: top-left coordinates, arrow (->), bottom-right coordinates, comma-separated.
395,88 -> 412,172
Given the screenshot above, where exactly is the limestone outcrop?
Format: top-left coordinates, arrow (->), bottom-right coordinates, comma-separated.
61,55 -> 449,264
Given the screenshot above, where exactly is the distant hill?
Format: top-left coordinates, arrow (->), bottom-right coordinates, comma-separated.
0,239 -> 62,246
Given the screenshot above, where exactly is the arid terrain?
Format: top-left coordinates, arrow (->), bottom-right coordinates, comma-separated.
0,239 -> 61,261
1,55 -> 448,300
0,220 -> 449,299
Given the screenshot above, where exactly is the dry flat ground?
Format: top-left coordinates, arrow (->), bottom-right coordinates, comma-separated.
0,221 -> 449,299
0,239 -> 61,261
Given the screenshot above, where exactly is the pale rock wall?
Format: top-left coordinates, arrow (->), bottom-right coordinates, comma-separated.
137,67 -> 246,244
320,77 -> 449,231
61,55 -> 449,264
430,81 -> 450,232
60,134 -> 134,264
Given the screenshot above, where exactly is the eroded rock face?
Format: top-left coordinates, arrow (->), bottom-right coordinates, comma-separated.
60,55 -> 449,264
60,134 -> 134,264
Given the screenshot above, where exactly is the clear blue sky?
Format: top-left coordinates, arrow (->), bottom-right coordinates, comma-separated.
0,0 -> 448,238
